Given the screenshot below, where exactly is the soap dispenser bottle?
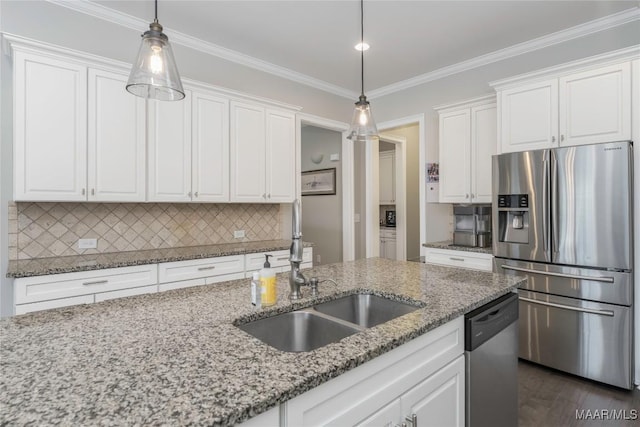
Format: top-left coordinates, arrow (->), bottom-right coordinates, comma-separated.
259,254 -> 276,307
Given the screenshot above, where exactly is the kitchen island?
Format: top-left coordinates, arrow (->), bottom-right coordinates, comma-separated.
0,258 -> 524,425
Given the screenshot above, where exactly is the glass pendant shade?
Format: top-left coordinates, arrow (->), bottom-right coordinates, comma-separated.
126,22 -> 185,101
348,95 -> 378,142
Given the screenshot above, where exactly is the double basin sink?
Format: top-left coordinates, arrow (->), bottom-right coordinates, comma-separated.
236,293 -> 422,352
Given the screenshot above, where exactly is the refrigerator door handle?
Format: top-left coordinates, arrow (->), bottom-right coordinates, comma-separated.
542,153 -> 550,260
501,265 -> 615,283
519,296 -> 614,317
550,150 -> 559,258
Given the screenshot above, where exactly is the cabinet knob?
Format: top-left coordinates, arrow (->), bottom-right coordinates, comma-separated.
194,191 -> 199,197
465,194 -> 469,199
267,193 -> 271,199
470,193 -> 474,199
262,193 -> 266,199
91,189 -> 95,196
560,134 -> 565,142
188,191 -> 192,198
552,136 -> 556,143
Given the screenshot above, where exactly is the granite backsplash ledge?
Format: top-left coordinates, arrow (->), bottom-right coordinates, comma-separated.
8,202 -> 282,260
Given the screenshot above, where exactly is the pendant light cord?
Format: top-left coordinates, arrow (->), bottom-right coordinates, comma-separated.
360,0 -> 365,97
154,0 -> 158,23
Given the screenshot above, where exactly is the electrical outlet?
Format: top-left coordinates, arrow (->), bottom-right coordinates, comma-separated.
78,238 -> 97,249
234,230 -> 245,239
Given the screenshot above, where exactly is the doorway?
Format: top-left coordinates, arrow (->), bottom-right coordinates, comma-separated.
378,136 -> 407,260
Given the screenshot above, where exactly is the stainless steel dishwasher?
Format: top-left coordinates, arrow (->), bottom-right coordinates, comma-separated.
465,292 -> 518,427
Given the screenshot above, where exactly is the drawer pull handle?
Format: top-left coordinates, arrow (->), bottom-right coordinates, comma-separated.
198,266 -> 216,271
276,257 -> 289,261
519,296 -> 614,317
449,257 -> 465,262
83,280 -> 108,286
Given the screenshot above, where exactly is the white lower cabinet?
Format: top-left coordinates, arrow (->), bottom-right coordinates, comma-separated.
282,317 -> 464,426
14,265 -> 158,315
380,228 -> 397,260
245,248 -> 313,277
157,255 -> 245,292
424,248 -> 493,272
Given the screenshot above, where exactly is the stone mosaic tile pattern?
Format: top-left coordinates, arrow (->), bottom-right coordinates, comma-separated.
423,240 -> 493,254
11,202 -> 280,260
7,239 -> 313,278
0,258 -> 525,425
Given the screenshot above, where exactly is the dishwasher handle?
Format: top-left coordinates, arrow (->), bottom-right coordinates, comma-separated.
465,293 -> 518,351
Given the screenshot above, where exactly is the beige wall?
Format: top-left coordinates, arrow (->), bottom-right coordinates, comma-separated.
300,126 -> 343,265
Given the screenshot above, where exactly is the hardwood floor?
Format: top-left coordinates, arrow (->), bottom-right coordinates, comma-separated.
519,360 -> 640,426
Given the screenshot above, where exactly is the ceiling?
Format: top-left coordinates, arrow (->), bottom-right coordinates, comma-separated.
88,1 -> 638,98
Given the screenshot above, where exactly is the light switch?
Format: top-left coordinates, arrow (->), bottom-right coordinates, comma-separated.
78,238 -> 97,249
330,153 -> 340,161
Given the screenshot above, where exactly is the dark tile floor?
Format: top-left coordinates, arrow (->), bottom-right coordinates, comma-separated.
519,360 -> 640,426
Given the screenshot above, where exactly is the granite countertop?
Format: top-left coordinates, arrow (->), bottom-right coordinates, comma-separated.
423,240 -> 493,255
7,239 -> 313,278
0,258 -> 525,425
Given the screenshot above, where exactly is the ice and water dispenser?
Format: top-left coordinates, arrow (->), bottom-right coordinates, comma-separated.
496,194 -> 529,244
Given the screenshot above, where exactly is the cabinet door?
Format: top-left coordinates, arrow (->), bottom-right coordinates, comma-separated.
14,51 -> 87,201
266,109 -> 295,202
148,90 -> 192,201
499,79 -> 558,153
386,237 -> 397,261
439,109 -> 470,203
354,398 -> 402,427
401,355 -> 465,427
470,103 -> 496,203
88,68 -> 146,202
559,63 -> 631,146
192,91 -> 229,202
230,101 -> 266,202
379,151 -> 395,204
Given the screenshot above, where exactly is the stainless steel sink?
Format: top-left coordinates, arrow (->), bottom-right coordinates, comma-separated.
312,294 -> 420,328
237,310 -> 360,352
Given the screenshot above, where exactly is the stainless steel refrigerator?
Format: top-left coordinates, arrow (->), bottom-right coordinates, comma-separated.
493,140 -> 633,390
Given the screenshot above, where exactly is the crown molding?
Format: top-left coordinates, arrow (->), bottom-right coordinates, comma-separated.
368,6 -> 640,99
45,1 -> 638,101
46,0 -> 358,100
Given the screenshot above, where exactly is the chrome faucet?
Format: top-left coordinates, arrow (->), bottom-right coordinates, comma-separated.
289,199 -> 308,300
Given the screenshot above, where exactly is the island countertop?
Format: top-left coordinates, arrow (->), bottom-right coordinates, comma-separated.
0,258 -> 525,425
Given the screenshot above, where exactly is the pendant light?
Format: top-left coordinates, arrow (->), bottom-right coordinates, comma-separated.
348,0 -> 378,141
126,0 -> 185,101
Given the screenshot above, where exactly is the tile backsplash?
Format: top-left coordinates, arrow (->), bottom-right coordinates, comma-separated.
8,202 -> 281,260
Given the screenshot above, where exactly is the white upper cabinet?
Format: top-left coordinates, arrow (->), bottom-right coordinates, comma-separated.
438,96 -> 495,204
191,91 -> 230,202
14,51 -> 88,201
230,102 -> 295,203
496,61 -> 632,153
379,151 -> 395,204
499,79 -> 558,153
148,90 -> 193,202
265,109 -> 295,202
559,63 -> 631,146
88,68 -> 146,202
470,103 -> 497,203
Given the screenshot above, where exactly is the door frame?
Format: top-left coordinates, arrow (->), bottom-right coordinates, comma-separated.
295,113 -> 353,261
378,134 -> 407,261
367,114 -> 426,260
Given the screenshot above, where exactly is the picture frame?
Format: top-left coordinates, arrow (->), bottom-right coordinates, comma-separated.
301,168 -> 336,196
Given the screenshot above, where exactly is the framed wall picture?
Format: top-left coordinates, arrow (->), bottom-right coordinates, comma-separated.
301,168 -> 336,196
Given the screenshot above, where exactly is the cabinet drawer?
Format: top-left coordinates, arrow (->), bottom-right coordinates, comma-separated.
424,248 -> 493,271
245,248 -> 312,273
158,255 -> 244,284
15,295 -> 95,315
14,265 -> 158,305
380,229 -> 397,238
